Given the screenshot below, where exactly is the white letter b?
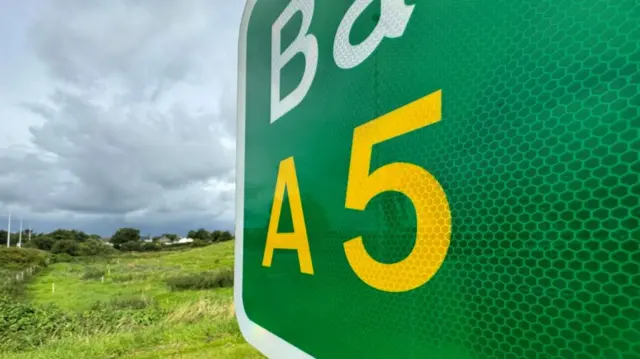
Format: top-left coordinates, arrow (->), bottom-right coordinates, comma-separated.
271,0 -> 318,124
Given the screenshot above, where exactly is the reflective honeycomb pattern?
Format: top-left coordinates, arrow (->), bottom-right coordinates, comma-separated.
242,1 -> 640,358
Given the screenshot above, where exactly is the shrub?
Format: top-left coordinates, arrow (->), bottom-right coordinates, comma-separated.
166,268 -> 234,291
0,296 -> 62,351
78,239 -> 118,256
0,281 -> 25,299
217,230 -> 233,242
0,248 -> 48,300
24,236 -> 54,251
159,242 -> 192,251
0,294 -> 166,352
51,240 -> 81,256
82,266 -> 106,280
51,253 -> 75,263
142,242 -> 161,252
111,273 -> 138,282
119,240 -> 143,252
90,295 -> 156,311
191,239 -> 210,248
0,247 -> 48,270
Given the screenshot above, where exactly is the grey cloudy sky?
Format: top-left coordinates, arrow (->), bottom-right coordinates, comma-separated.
0,1 -> 245,236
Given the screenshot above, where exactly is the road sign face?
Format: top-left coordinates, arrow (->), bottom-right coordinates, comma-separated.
235,1 -> 639,358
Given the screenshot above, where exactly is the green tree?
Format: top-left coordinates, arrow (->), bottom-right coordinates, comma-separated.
51,240 -> 81,256
163,233 -> 178,242
49,229 -> 75,242
71,230 -> 89,242
218,230 -> 233,242
78,239 -> 117,256
211,230 -> 222,242
45,229 -> 89,242
110,228 -> 141,249
0,230 -> 7,246
26,235 -> 54,251
188,228 -> 211,241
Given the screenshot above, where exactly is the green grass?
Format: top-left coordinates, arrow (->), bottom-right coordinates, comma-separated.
0,318 -> 261,359
0,241 -> 264,359
166,268 -> 234,291
27,242 -> 236,311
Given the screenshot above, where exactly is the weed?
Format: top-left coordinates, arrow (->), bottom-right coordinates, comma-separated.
51,253 -> 76,263
0,295 -> 165,352
164,297 -> 232,324
111,273 -> 147,282
166,268 -> 234,292
82,267 -> 106,280
91,295 -> 157,311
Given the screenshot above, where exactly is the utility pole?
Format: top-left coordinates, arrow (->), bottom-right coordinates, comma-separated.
6,212 -> 11,248
18,217 -> 23,248
28,222 -> 32,242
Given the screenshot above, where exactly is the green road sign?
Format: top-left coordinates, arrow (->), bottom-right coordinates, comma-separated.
235,0 -> 639,358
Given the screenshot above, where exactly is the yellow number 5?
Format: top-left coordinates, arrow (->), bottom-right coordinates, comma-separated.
344,89 -> 452,293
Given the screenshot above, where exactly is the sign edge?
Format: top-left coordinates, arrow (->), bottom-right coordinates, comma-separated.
234,1 -> 315,358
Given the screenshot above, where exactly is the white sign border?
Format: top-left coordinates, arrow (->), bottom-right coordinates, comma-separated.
234,1 -> 315,358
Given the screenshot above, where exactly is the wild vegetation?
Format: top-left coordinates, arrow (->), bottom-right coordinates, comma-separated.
0,240 -> 262,359
0,247 -> 49,299
0,227 -> 233,256
166,269 -> 234,292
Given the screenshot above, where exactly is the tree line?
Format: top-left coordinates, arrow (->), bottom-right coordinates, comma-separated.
0,227 -> 233,258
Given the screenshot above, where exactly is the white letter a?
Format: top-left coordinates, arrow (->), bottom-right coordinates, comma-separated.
334,0 -> 415,69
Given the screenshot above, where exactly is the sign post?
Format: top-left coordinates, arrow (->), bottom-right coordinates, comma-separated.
235,1 -> 638,358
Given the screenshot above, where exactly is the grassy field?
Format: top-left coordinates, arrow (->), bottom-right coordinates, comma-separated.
0,242 -> 264,359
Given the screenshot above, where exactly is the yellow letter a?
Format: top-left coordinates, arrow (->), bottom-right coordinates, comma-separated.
262,157 -> 314,274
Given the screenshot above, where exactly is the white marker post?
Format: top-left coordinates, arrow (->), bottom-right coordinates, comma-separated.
18,217 -> 22,248
6,212 -> 10,248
